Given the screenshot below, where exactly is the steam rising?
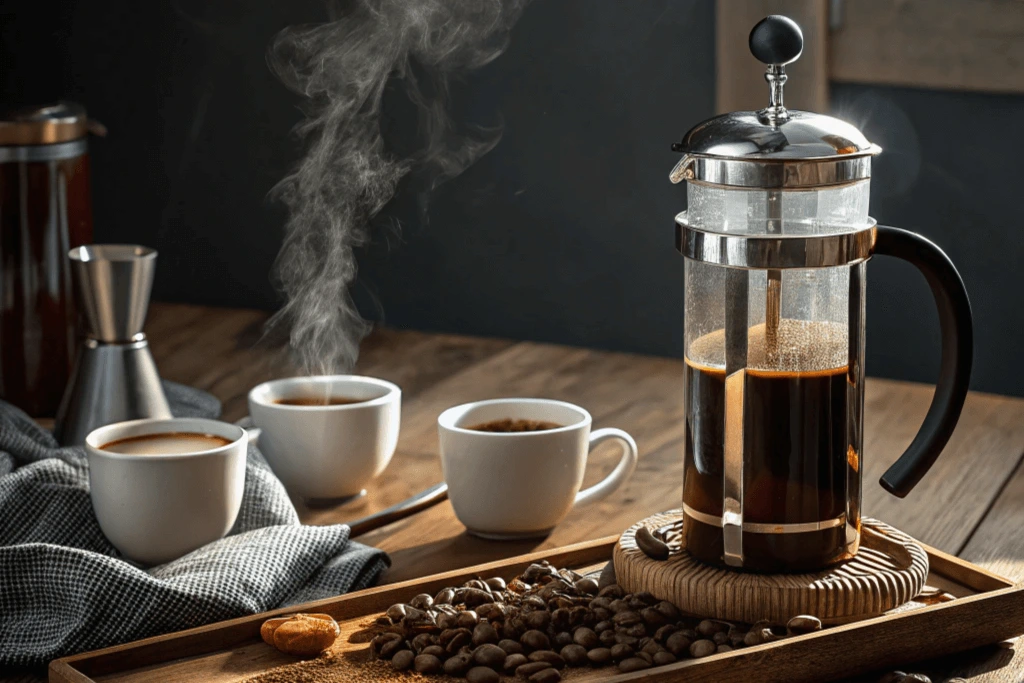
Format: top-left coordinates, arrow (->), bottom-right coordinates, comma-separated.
267,0 -> 528,374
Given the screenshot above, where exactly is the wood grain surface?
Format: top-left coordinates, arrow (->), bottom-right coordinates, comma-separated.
6,302 -> 1024,683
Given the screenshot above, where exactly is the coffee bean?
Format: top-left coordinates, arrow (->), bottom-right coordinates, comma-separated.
641,607 -> 668,628
437,612 -> 459,630
589,596 -> 612,610
904,676 -> 931,683
641,640 -> 664,655
717,644 -> 733,653
655,601 -> 680,621
421,645 -> 445,658
612,610 -> 642,626
528,669 -> 561,683
414,654 -> 443,674
560,644 -> 588,666
411,633 -> 435,652
599,629 -> 617,646
446,630 -> 472,654
502,621 -> 521,641
386,604 -> 409,622
434,587 -> 456,604
473,643 -> 507,668
689,639 -> 716,658
457,610 -> 480,628
516,661 -> 552,679
370,632 -> 400,656
679,628 -> 698,640
463,588 -> 493,608
636,526 -> 670,560
443,653 -> 473,676
409,593 -> 434,610
635,591 -> 657,605
613,634 -> 639,647
573,627 -> 599,649
608,599 -> 629,614
696,619 -> 726,637
712,631 -> 729,645
486,577 -> 507,592
619,657 -> 652,672
476,603 -> 503,621
473,622 -> 499,646
554,632 -> 573,647
467,666 -> 501,683
569,606 -> 589,627
597,584 -> 624,599
521,629 -> 550,651
379,638 -> 407,659
391,649 -> 415,671
610,643 -> 634,661
743,630 -> 763,646
528,650 -> 565,668
584,647 -> 611,665
504,653 -> 528,671
653,651 -> 677,666
786,614 -> 822,635
625,623 -> 647,638
524,610 -> 551,630
654,624 -> 679,643
499,638 -> 523,654
574,577 -> 599,595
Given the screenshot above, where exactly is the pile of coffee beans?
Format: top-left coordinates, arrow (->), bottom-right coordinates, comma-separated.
369,561 -> 821,680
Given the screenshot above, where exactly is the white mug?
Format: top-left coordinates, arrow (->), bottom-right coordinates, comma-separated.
248,375 -> 401,501
438,398 -> 638,539
86,417 -> 247,566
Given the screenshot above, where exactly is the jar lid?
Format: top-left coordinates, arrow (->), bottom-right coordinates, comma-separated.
0,102 -> 94,146
670,16 -> 880,189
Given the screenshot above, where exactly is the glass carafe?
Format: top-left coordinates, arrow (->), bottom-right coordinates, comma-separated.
673,16 -> 973,572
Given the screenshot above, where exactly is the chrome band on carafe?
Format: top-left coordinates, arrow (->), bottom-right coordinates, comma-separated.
683,504 -> 847,534
675,213 -> 877,270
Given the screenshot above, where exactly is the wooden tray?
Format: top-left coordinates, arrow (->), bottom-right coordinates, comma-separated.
50,532 -> 1024,683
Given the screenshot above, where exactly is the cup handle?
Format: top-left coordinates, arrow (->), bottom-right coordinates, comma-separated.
573,428 -> 639,508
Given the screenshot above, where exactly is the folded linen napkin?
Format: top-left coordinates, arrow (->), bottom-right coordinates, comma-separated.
0,382 -> 390,667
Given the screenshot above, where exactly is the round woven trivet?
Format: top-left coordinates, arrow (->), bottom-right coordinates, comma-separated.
613,510 -> 929,623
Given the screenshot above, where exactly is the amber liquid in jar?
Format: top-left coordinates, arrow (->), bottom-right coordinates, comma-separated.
682,320 -> 860,572
0,154 -> 92,416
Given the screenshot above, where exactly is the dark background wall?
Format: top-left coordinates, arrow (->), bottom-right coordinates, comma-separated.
2,1 -> 1022,396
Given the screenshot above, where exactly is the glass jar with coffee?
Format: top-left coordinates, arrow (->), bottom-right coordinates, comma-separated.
671,16 -> 973,572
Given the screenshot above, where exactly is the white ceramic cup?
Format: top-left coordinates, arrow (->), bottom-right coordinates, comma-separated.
438,398 -> 638,539
86,417 -> 247,566
247,375 -> 401,501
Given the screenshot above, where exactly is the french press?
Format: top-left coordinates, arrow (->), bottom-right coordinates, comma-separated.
672,16 -> 973,572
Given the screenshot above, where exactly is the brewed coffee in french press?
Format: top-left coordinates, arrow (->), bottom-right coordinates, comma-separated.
672,16 -> 973,572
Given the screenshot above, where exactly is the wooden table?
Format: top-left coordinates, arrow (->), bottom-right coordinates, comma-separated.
8,302 -> 1024,682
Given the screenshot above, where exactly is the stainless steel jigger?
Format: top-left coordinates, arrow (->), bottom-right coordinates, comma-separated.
55,245 -> 171,446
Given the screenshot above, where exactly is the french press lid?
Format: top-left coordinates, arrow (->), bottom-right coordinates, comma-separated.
670,15 -> 880,189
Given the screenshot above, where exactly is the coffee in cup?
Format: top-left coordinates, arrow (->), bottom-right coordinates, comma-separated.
100,432 -> 233,455
468,418 -> 562,433
438,398 -> 638,539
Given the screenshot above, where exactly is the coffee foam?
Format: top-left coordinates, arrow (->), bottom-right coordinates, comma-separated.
687,319 -> 848,374
100,432 -> 232,455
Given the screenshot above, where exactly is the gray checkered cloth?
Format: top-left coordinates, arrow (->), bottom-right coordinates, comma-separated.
0,382 -> 390,667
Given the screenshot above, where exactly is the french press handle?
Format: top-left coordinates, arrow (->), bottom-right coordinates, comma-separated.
873,226 -> 973,497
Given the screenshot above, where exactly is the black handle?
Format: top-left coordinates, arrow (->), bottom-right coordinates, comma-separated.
748,15 -> 803,65
873,225 -> 973,498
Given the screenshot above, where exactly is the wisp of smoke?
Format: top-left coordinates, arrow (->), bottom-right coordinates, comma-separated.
266,0 -> 528,375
